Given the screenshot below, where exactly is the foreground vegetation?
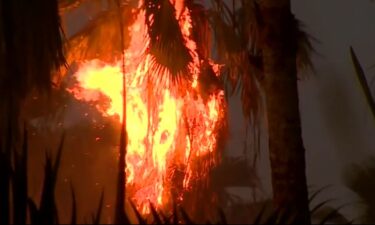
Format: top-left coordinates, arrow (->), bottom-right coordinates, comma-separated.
0,127 -> 352,224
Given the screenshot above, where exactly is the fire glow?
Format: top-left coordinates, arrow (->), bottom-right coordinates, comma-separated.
67,0 -> 225,214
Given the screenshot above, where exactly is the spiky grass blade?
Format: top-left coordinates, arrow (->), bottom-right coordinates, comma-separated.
70,183 -> 77,225
252,204 -> 267,224
172,203 -> 178,224
310,199 -> 334,215
130,201 -> 147,224
318,204 -> 350,225
149,203 -> 163,224
0,118 -> 12,225
92,190 -> 104,225
39,134 -> 65,224
12,125 -> 28,224
0,150 -> 10,225
263,208 -> 280,224
217,209 -> 227,224
276,207 -> 296,224
350,47 -> 375,120
180,207 -> 194,224
309,185 -> 331,203
27,198 -> 39,224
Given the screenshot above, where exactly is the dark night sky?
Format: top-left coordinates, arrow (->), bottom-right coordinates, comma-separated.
61,0 -> 375,221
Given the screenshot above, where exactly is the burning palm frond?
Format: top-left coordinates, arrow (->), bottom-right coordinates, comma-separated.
65,5 -> 136,65
209,0 -> 261,119
143,0 -> 193,85
59,0 -> 85,13
184,0 -> 211,60
208,0 -> 316,119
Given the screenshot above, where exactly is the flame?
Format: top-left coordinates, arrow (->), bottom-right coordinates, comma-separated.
68,0 -> 225,214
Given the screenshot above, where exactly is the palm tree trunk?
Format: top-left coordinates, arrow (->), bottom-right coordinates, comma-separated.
259,1 -> 310,223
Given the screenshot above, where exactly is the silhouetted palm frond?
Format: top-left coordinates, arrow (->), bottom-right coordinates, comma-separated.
350,47 -> 375,120
209,0 -> 261,119
0,0 -> 66,100
184,0 -> 211,60
70,184 -> 77,225
143,0 -> 193,86
208,0 -> 315,119
296,22 -> 316,75
345,158 -> 375,223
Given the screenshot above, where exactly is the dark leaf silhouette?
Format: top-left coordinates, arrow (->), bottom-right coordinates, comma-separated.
12,126 -> 28,224
92,190 -> 104,224
143,0 -> 192,86
350,47 -> 375,120
70,184 -> 77,225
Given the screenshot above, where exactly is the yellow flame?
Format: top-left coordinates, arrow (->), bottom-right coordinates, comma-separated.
68,0 -> 225,214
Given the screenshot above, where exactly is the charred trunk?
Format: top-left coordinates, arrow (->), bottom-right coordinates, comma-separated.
260,1 -> 310,223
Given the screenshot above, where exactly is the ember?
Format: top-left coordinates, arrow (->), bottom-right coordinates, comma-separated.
67,0 -> 225,214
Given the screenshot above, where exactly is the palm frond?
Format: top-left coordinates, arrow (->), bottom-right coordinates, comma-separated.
350,47 -> 375,120
208,0 -> 261,120
295,20 -> 317,76
344,157 -> 375,223
318,204 -> 351,225
143,0 -> 193,85
65,5 -> 136,65
185,0 -> 211,60
59,0 -> 85,13
0,0 -> 66,100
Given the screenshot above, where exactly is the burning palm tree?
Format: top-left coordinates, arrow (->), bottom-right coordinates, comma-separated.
0,0 -> 316,223
61,0 -> 315,222
64,0 -> 227,221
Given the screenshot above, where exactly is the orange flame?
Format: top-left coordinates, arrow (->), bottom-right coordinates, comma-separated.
68,0 -> 225,214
